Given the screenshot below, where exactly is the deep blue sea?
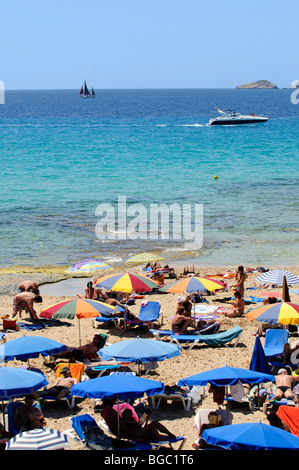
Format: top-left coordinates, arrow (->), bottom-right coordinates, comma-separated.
0,88 -> 298,269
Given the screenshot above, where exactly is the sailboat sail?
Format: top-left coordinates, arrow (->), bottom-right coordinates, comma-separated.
79,81 -> 95,98
84,81 -> 90,97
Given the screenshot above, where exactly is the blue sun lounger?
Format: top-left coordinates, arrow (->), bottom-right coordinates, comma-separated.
170,326 -> 243,350
68,414 -> 154,450
94,306 -> 125,328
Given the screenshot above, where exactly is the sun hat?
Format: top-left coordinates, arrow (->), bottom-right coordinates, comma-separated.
177,296 -> 183,303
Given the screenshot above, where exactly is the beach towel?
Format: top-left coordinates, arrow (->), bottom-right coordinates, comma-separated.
277,405 -> 299,437
19,322 -> 44,331
55,362 -> 86,381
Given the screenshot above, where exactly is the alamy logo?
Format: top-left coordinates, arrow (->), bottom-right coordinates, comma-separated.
0,81 -> 4,104
290,80 -> 299,104
95,196 -> 203,250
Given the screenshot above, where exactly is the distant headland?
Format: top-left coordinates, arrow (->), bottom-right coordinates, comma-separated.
236,80 -> 278,89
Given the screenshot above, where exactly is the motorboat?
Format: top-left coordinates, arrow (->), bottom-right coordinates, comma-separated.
208,108 -> 269,126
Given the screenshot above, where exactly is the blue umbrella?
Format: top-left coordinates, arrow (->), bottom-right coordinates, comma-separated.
178,365 -> 274,387
0,366 -> 48,399
202,421 -> 299,450
99,337 -> 180,366
0,335 -> 66,362
249,335 -> 272,375
71,373 -> 164,401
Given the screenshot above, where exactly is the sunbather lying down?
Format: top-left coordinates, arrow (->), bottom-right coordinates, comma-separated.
120,408 -> 176,441
52,334 -> 107,362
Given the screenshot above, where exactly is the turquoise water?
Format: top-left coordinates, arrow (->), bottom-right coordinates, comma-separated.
0,89 -> 298,268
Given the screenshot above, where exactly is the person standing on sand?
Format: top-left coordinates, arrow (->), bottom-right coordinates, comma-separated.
12,291 -> 43,322
231,265 -> 247,297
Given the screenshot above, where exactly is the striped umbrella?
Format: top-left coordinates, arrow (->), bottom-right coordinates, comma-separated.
126,252 -> 165,263
6,428 -> 69,450
159,276 -> 225,294
40,299 -> 116,346
257,270 -> 299,286
245,302 -> 299,325
94,272 -> 158,294
159,276 -> 225,319
65,259 -> 112,273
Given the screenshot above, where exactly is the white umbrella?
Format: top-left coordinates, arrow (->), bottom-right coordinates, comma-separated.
6,428 -> 69,450
257,270 -> 299,286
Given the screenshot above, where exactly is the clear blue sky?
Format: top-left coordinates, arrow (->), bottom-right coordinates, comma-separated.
1,0 -> 297,89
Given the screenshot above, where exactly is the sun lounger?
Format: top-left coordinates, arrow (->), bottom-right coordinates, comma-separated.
101,405 -> 186,450
170,326 -> 243,350
93,306 -> 125,328
66,414 -> 154,450
263,328 -> 289,358
150,386 -> 193,411
124,301 -> 163,331
38,363 -> 86,409
142,267 -> 176,278
149,329 -> 173,341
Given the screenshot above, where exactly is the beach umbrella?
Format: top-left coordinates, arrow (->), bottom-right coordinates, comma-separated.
256,269 -> 299,286
126,253 -> 165,264
71,374 -> 165,437
201,421 -> 299,450
245,301 -> 299,347
6,428 -> 70,450
71,373 -> 164,401
245,302 -> 299,326
159,276 -> 225,294
0,335 -> 66,363
94,272 -> 158,293
159,276 -> 225,319
178,365 -> 274,388
249,335 -> 272,375
0,366 -> 48,399
65,258 -> 112,273
99,337 -> 180,374
40,298 -> 117,346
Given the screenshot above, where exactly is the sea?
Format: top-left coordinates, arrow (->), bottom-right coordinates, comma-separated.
0,88 -> 298,270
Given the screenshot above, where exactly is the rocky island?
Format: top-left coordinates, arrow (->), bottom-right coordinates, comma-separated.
236,80 -> 278,89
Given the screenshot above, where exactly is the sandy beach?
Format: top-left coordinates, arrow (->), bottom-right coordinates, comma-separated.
1,264 -> 299,451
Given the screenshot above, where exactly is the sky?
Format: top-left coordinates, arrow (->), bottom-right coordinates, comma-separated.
0,0 -> 298,90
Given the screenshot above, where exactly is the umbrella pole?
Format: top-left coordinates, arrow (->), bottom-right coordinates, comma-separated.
78,318 -> 81,348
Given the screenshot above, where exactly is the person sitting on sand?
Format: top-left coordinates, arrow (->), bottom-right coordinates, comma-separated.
18,280 -> 40,295
172,306 -> 195,333
231,265 -> 247,297
120,408 -> 176,441
33,367 -> 78,401
225,291 -> 245,318
12,292 -> 43,322
52,334 -> 107,362
272,368 -> 299,403
77,281 -> 95,300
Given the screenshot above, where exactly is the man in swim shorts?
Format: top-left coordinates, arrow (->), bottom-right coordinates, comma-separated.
12,291 -> 43,322
273,368 -> 299,403
33,367 -> 78,400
